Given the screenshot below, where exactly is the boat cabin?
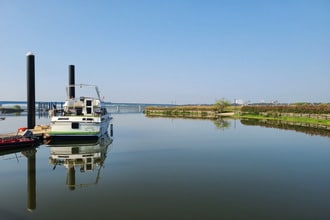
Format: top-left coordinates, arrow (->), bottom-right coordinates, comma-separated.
62,96 -> 106,117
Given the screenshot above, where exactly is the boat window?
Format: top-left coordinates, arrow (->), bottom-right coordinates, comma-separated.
86,100 -> 93,114
71,147 -> 79,154
58,118 -> 69,120
82,118 -> 93,121
76,108 -> 83,115
71,122 -> 79,129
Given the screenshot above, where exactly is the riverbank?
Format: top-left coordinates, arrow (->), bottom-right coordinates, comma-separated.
240,104 -> 330,127
240,114 -> 330,126
0,106 -> 24,113
145,105 -> 227,119
144,104 -> 330,127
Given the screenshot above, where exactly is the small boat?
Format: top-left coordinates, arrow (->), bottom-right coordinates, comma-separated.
47,84 -> 111,142
0,117 -> 5,121
0,130 -> 37,150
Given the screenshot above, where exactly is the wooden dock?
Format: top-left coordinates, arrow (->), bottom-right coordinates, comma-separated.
0,125 -> 50,140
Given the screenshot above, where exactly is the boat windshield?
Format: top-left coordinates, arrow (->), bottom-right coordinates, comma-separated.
66,84 -> 102,101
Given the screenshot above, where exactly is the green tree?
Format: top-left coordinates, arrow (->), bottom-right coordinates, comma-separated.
214,98 -> 230,113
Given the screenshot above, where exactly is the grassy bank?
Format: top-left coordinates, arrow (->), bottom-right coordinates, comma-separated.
241,104 -> 330,114
0,105 -> 24,113
240,114 -> 330,126
145,105 -> 218,119
240,104 -> 330,126
145,104 -> 330,126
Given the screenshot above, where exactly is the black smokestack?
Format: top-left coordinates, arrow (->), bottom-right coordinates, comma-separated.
26,52 -> 35,129
69,65 -> 75,98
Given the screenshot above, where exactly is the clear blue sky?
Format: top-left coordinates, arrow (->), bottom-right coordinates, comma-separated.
0,0 -> 329,104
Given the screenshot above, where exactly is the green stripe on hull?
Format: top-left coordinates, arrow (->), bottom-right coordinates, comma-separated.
48,131 -> 99,136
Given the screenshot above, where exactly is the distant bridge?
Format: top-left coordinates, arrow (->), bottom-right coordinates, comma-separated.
0,100 -> 175,113
0,100 -> 173,107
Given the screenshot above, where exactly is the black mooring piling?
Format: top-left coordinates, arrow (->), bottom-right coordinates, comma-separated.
27,52 -> 35,129
69,65 -> 75,98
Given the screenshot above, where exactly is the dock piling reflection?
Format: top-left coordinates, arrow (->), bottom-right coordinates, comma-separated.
22,148 -> 37,212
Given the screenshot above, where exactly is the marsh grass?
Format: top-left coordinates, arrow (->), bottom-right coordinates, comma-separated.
240,114 -> 330,126
145,104 -> 329,126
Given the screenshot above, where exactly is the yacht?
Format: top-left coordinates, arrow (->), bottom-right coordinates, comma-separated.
47,84 -> 111,142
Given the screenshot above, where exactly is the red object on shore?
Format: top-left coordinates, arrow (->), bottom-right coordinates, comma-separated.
18,127 -> 27,133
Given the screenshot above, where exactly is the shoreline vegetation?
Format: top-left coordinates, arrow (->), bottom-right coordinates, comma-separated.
0,105 -> 24,114
144,104 -> 330,128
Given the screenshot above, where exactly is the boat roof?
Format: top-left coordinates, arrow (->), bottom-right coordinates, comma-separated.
66,84 -> 102,100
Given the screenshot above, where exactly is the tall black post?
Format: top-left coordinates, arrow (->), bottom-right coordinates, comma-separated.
69,65 -> 75,98
27,52 -> 35,129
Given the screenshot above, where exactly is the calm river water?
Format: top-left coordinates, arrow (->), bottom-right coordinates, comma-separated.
1,113 -> 330,220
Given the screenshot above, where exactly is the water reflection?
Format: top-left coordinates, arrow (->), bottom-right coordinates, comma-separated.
48,134 -> 113,190
0,134 -> 112,214
0,146 -> 37,212
213,118 -> 231,130
22,149 -> 37,211
241,118 -> 330,137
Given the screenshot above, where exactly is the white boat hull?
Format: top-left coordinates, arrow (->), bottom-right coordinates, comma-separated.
48,115 -> 110,140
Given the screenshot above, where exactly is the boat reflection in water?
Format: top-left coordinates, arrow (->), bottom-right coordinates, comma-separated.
48,134 -> 113,190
